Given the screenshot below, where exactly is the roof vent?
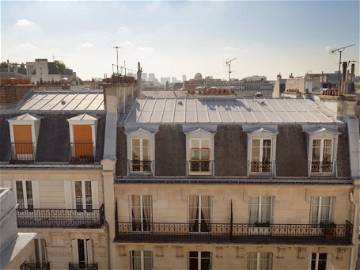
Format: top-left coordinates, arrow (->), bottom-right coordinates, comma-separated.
61,100 -> 66,105
178,101 -> 183,106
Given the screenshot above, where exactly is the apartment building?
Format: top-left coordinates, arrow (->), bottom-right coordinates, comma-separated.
1,74 -> 360,270
101,78 -> 360,270
0,90 -> 108,270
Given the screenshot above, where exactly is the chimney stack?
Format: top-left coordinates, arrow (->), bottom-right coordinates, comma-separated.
351,63 -> 355,81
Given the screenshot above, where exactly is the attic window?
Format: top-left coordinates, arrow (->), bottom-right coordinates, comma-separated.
8,113 -> 40,162
67,114 -> 97,163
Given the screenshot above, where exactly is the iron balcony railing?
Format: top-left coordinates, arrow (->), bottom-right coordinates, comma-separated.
68,263 -> 98,270
17,205 -> 105,228
10,143 -> 36,163
187,160 -> 214,175
69,143 -> 95,164
115,221 -> 353,245
249,161 -> 274,176
20,262 -> 50,270
310,161 -> 335,176
128,160 -> 153,175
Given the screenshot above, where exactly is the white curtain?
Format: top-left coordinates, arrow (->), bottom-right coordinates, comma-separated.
189,195 -> 199,232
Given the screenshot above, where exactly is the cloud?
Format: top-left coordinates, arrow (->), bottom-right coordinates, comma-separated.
17,42 -> 37,50
117,26 -> 132,34
119,40 -> 134,49
138,47 -> 155,53
15,19 -> 35,28
81,42 -> 94,48
223,46 -> 239,51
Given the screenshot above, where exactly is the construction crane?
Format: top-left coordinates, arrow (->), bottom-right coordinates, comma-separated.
226,58 -> 237,81
113,45 -> 121,75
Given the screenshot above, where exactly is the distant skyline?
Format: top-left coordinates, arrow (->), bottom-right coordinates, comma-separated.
1,1 -> 359,80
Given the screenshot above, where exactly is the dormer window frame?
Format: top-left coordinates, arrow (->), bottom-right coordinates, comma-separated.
246,127 -> 278,176
126,128 -> 155,175
306,127 -> 339,177
67,114 -> 98,163
185,128 -> 215,176
8,113 -> 40,161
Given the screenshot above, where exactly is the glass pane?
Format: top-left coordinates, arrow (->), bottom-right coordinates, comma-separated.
260,197 -> 272,224
249,197 -> 259,224
16,181 -> 24,208
191,149 -> 200,160
75,181 -> 83,211
247,253 -> 257,270
131,251 -> 142,270
132,139 -> 140,160
323,139 -> 332,163
201,139 -> 209,148
85,181 -> 92,212
252,139 -> 260,161
262,140 -> 271,163
143,251 -> 153,270
200,149 -> 209,160
77,239 -> 85,264
189,252 -> 198,270
201,252 -> 211,270
34,239 -> 40,262
142,139 -> 150,161
318,253 -> 327,270
142,195 -> 152,231
191,139 -> 200,148
312,140 -> 321,161
260,253 -> 272,270
189,196 -> 199,232
320,197 -> 330,223
25,181 -> 33,209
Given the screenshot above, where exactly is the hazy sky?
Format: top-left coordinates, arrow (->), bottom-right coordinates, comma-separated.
1,1 -> 359,80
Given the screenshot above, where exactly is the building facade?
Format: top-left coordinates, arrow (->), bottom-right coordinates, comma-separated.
1,76 -> 360,270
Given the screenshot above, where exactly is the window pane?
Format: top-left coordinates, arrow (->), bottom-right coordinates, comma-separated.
25,181 -> 33,209
142,139 -> 150,161
310,197 -> 320,224
252,139 -> 260,161
75,181 -> 83,211
191,139 -> 200,148
85,181 -> 92,212
312,140 -> 321,161
201,139 -> 209,148
131,251 -> 142,270
191,149 -> 200,160
189,252 -> 199,270
247,253 -> 257,270
77,239 -> 85,264
200,149 -> 209,160
143,251 -> 153,270
323,140 -> 332,163
132,139 -> 140,160
201,252 -> 211,270
249,197 -> 259,224
260,253 -> 272,270
320,197 -> 331,223
16,181 -> 24,208
262,140 -> 271,163
260,197 -> 272,224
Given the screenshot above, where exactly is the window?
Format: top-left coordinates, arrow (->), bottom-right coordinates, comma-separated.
249,196 -> 273,225
250,138 -> 272,174
130,250 -> 153,270
72,239 -> 93,265
310,196 -> 335,224
189,195 -> 211,232
247,252 -> 273,270
189,139 -> 211,174
189,251 -> 211,270
130,195 -> 152,232
311,253 -> 327,270
310,139 -> 333,174
131,138 -> 151,173
16,180 -> 33,210
74,181 -> 93,212
34,239 -> 47,264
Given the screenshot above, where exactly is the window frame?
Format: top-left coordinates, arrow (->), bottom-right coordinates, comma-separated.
246,128 -> 277,176
248,196 -> 273,225
247,252 -> 273,270
188,251 -> 212,270
129,195 -> 153,232
73,180 -> 94,212
130,250 -> 153,270
185,128 -> 215,176
309,196 -> 335,225
188,195 -> 212,233
310,253 -> 328,270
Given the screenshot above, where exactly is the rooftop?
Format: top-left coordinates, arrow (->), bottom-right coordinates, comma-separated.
125,97 -> 339,125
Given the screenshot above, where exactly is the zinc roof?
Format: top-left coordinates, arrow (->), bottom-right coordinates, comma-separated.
125,98 -> 338,124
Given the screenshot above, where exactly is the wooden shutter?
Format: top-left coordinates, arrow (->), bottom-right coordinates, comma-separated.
13,125 -> 33,154
73,125 -> 93,158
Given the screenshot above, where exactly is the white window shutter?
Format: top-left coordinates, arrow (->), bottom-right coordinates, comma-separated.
71,239 -> 78,263
91,181 -> 99,209
86,239 -> 94,263
64,181 -> 73,209
32,181 -> 40,208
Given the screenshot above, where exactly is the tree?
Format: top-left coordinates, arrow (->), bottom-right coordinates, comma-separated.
54,60 -> 66,73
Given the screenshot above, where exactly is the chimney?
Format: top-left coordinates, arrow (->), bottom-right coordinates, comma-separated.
351,63 -> 355,81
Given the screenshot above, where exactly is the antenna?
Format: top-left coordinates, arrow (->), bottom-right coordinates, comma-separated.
113,45 -> 121,75
330,44 -> 355,93
226,58 -> 237,81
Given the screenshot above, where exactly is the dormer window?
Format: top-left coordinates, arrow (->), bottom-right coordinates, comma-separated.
306,127 -> 339,176
8,113 -> 40,162
185,128 -> 215,176
247,127 -> 277,176
67,114 -> 97,163
126,128 -> 155,175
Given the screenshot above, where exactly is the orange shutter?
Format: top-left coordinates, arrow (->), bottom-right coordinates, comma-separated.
13,125 -> 33,154
73,125 -> 93,158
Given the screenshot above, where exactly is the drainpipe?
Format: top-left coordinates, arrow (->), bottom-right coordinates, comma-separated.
349,190 -> 359,270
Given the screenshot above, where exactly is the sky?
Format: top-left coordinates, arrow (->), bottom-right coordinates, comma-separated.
1,1 -> 359,80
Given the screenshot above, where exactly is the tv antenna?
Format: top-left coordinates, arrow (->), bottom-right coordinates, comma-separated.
226,58 -> 237,81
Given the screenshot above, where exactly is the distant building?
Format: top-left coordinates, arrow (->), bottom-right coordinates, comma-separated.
26,59 -> 76,83
182,74 -> 187,82
160,77 -> 170,85
148,73 -> 156,82
142,73 -> 148,81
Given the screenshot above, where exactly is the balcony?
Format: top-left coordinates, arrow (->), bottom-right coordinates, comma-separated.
69,263 -> 98,270
128,160 -> 153,175
20,262 -> 50,270
69,143 -> 95,164
310,161 -> 335,176
10,143 -> 35,163
17,205 -> 105,228
115,221 -> 353,245
188,160 -> 214,175
249,161 -> 274,176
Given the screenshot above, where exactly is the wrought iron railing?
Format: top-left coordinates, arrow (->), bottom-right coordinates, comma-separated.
188,160 -> 214,175
10,143 -> 35,163
20,262 -> 50,270
68,263 -> 98,270
69,143 -> 95,164
115,221 -> 352,245
310,161 -> 335,176
249,161 -> 274,175
17,205 -> 105,228
128,160 -> 153,175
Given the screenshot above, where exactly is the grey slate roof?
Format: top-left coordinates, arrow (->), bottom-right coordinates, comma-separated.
125,98 -> 339,125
